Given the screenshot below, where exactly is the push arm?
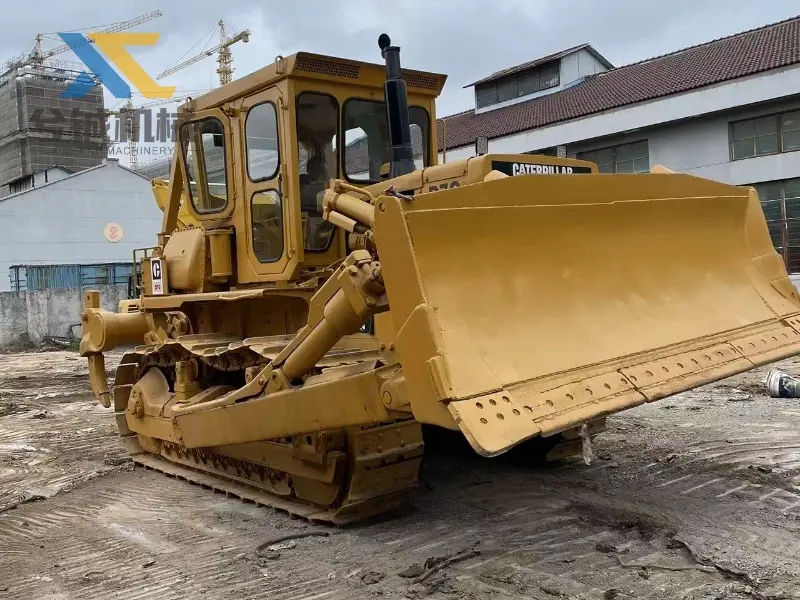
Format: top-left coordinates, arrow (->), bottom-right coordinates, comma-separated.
179,249 -> 389,410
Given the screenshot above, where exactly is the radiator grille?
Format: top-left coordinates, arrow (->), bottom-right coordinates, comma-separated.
295,55 -> 360,79
402,71 -> 441,91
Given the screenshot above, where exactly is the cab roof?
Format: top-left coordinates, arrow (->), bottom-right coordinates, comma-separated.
183,51 -> 448,113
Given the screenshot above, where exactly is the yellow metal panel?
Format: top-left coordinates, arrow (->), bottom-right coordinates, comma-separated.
346,457 -> 422,504
162,228 -> 205,291
127,415 -> 182,443
375,172 -> 800,455
407,194 -> 767,387
730,322 -> 800,366
152,178 -> 198,229
448,390 -> 542,457
175,364 -> 394,448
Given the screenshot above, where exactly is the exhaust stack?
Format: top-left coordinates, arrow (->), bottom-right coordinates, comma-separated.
378,34 -> 415,178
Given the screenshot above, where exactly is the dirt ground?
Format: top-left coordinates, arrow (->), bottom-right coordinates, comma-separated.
2,350 -> 800,599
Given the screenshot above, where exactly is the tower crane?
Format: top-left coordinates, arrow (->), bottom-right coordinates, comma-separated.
157,20 -> 250,86
17,10 -> 163,71
1,10 -> 163,89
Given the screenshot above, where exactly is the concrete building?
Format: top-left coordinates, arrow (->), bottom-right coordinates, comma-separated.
0,158 -> 163,292
0,62 -> 107,198
437,16 -> 800,271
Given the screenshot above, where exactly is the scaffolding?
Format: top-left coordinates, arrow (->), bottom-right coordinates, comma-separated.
0,61 -> 108,195
0,10 -> 165,191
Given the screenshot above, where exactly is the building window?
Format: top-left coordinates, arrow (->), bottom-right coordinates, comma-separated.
782,111 -> 800,152
517,70 -> 540,97
539,63 -> 560,89
576,140 -> 649,173
496,77 -> 518,103
475,85 -> 497,109
730,110 -> 800,160
752,177 -> 800,273
9,175 -> 33,195
475,60 -> 561,109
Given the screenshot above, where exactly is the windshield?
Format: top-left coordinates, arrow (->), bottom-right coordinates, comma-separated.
343,99 -> 430,182
180,117 -> 228,213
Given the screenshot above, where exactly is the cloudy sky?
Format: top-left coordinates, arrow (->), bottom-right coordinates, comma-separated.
3,1 -> 798,124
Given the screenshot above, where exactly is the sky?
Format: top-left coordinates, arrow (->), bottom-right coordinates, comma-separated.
3,0 -> 799,166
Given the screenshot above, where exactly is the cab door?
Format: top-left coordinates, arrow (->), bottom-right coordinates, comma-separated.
236,85 -> 301,282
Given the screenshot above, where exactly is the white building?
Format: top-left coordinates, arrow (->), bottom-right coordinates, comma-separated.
438,16 -> 800,272
2,166 -> 74,197
0,158 -> 163,292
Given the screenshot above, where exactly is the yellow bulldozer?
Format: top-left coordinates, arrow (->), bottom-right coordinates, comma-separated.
80,34 -> 800,524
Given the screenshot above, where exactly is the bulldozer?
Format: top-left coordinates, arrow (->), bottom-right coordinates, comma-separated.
80,33 -> 800,524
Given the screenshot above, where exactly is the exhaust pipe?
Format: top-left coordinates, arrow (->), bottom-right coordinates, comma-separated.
378,33 -> 415,178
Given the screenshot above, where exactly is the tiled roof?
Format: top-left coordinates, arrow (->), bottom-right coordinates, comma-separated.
438,15 -> 800,151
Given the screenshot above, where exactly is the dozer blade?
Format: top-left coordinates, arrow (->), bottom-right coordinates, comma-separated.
373,171 -> 800,457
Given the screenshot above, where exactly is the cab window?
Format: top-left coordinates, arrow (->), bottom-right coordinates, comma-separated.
296,92 -> 337,252
251,190 -> 283,263
343,100 -> 429,182
246,102 -> 280,181
180,117 -> 228,213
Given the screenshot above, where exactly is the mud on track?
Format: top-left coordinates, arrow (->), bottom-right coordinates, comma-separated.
2,350 -> 800,599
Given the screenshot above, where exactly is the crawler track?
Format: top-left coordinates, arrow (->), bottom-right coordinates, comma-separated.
111,344 -> 422,526
130,454 -> 408,525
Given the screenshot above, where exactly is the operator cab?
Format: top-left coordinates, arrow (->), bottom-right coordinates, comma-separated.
167,49 -> 445,289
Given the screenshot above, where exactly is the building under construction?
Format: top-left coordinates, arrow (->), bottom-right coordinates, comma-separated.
0,62 -> 108,197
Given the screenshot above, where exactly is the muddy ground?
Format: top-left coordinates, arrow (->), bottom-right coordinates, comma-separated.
2,350 -> 800,599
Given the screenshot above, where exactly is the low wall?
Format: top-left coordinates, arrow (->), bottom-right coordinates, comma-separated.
0,285 -> 128,349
